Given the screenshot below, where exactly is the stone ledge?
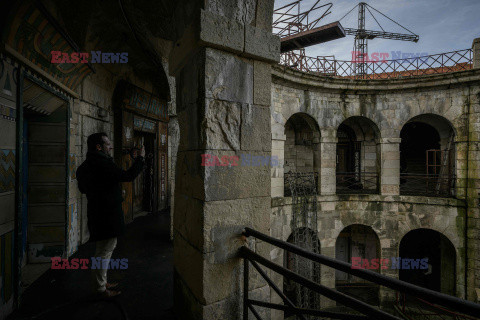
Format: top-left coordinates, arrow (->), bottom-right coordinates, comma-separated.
272,194 -> 464,207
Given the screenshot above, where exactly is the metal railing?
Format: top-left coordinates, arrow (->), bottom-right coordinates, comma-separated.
395,292 -> 479,320
400,173 -> 456,198
241,227 -> 480,320
280,49 -> 473,80
284,172 -> 319,197
336,172 -> 379,195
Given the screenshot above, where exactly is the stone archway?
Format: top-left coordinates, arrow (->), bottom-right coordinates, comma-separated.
400,114 -> 455,197
284,112 -> 321,196
335,224 -> 381,305
399,228 -> 456,295
336,116 -> 381,195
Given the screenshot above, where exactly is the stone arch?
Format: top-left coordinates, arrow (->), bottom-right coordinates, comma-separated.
400,114 -> 456,197
284,228 -> 321,316
335,224 -> 381,305
336,116 -> 381,194
399,228 -> 456,295
284,112 -> 321,195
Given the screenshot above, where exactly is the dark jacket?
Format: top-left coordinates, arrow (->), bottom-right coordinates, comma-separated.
76,151 -> 144,242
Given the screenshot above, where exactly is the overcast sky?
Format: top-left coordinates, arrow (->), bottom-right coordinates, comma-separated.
274,0 -> 480,61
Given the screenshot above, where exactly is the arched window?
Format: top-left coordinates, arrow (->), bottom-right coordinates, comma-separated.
400,114 -> 455,197
284,113 -> 320,196
336,117 -> 380,194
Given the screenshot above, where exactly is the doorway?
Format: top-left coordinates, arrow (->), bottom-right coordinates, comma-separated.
19,75 -> 69,288
132,131 -> 156,216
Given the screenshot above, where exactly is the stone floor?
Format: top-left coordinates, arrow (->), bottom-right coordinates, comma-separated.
7,211 -> 174,320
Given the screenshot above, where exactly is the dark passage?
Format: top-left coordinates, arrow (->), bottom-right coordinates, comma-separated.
7,212 -> 173,320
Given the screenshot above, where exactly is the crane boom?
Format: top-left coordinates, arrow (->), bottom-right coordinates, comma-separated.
344,28 -> 419,42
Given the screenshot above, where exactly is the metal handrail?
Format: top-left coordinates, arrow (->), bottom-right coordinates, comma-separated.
241,227 -> 480,319
396,292 -> 479,320
336,171 -> 379,194
400,172 -> 456,197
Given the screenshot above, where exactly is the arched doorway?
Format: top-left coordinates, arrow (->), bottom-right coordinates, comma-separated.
336,117 -> 380,194
335,224 -> 380,305
113,80 -> 169,222
399,229 -> 456,295
400,114 -> 455,197
284,228 -> 321,316
284,113 -> 320,196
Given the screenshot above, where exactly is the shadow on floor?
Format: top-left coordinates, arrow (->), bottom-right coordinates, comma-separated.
7,211 -> 174,320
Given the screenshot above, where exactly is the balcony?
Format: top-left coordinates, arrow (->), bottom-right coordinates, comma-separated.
336,172 -> 379,195
400,173 -> 456,198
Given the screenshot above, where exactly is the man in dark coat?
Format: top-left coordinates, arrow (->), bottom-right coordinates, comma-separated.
76,132 -> 144,297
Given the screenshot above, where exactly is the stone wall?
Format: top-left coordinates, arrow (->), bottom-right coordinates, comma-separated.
270,65 -> 480,306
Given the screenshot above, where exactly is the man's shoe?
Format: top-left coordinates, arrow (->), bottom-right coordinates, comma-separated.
98,289 -> 121,298
106,282 -> 119,289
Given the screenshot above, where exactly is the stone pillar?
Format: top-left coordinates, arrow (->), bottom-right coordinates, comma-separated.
379,138 -> 401,196
379,238 -> 397,309
465,86 -> 480,301
320,133 -> 337,195
313,142 -> 321,195
271,136 -> 285,197
319,245 -> 336,308
473,38 -> 480,69
169,1 -> 279,319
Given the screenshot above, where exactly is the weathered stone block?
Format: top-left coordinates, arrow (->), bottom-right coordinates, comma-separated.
200,9 -> 244,53
241,104 -> 271,151
253,61 -> 272,106
203,151 -> 271,201
244,24 -> 280,62
205,48 -> 253,104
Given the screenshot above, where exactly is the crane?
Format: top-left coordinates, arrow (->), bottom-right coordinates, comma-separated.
340,2 -> 419,77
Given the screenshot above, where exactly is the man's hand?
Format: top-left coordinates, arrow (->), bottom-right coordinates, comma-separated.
130,145 -> 145,160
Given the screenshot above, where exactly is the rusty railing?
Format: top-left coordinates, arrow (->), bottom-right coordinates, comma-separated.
396,292 -> 480,320
280,49 -> 473,80
400,173 -> 455,198
336,171 -> 379,195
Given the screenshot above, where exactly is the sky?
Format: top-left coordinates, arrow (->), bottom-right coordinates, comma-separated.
274,0 -> 480,61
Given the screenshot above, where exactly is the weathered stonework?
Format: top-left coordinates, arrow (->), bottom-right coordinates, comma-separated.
271,64 -> 480,306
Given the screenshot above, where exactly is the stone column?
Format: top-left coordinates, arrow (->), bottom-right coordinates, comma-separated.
313,142 -> 321,195
271,132 -> 286,197
465,86 -> 480,301
379,138 -> 401,196
473,38 -> 480,69
319,134 -> 337,195
379,238 -> 397,309
169,1 -> 279,319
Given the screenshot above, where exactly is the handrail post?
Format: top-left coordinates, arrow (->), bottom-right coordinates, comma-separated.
244,258 -> 249,320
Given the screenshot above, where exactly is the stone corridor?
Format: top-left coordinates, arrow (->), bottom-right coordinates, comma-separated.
6,212 -> 173,320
